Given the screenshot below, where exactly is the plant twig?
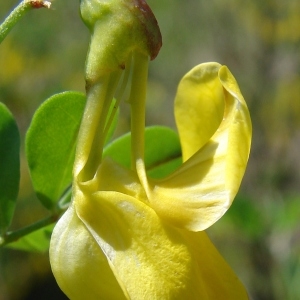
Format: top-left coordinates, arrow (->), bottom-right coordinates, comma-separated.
0,0 -> 51,44
0,214 -> 57,247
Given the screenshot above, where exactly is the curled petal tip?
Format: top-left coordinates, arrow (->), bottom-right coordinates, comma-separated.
148,62 -> 252,231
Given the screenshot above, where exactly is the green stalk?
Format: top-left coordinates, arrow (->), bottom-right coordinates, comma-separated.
102,55 -> 133,142
0,182 -> 70,247
0,0 -> 51,44
128,52 -> 150,194
74,71 -> 122,182
0,214 -> 55,247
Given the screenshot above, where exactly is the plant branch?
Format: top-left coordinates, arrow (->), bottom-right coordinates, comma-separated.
0,0 -> 51,44
0,213 -> 57,247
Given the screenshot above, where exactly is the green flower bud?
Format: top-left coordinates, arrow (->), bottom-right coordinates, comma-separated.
80,0 -> 162,85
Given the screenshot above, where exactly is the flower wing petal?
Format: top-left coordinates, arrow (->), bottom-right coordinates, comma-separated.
75,188 -> 248,299
148,64 -> 252,231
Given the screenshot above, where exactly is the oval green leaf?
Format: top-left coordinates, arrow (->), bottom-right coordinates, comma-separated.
26,91 -> 86,209
0,103 -> 20,234
103,126 -> 182,179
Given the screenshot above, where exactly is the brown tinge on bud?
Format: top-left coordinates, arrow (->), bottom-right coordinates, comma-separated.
128,0 -> 162,60
30,1 -> 51,9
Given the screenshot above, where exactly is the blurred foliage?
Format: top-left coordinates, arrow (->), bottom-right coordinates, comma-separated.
0,0 -> 300,299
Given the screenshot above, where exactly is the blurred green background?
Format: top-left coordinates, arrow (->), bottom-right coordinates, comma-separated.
1,0 -> 300,299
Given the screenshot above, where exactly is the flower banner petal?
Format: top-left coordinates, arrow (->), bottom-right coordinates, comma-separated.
147,63 -> 252,231
174,62 -> 225,161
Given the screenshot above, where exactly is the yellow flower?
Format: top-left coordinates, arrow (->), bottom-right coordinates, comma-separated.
50,61 -> 251,299
50,1 -> 251,299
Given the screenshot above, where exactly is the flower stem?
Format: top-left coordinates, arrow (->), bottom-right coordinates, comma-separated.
129,52 -> 150,193
0,214 -> 56,247
0,183 -> 70,247
74,71 -> 122,182
0,0 -> 51,44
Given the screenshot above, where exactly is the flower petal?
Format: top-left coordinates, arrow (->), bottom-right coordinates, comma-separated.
51,158 -> 248,299
183,230 -> 249,299
147,63 -> 252,231
77,192 -> 202,299
174,62 -> 225,161
75,186 -> 248,299
49,204 -> 128,300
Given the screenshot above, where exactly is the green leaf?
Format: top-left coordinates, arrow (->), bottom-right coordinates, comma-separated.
6,224 -> 54,252
26,91 -> 86,210
144,127 -> 182,179
0,103 -> 20,234
26,92 -> 119,210
104,126 -> 182,179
